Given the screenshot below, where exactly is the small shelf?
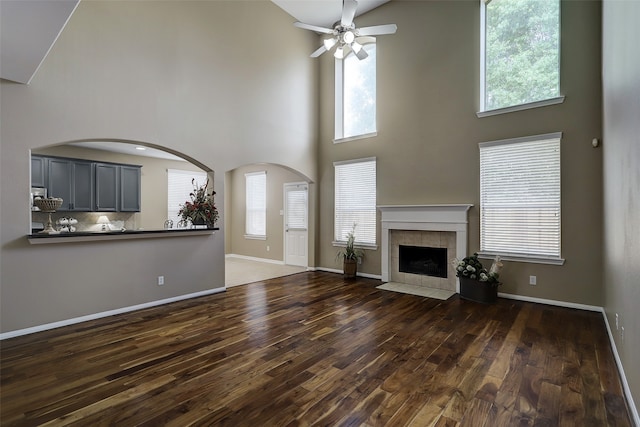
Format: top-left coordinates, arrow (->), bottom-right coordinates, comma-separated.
27,228 -> 218,245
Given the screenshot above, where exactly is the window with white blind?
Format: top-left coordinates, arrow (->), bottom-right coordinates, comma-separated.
479,132 -> 563,264
334,158 -> 376,246
167,169 -> 208,228
245,171 -> 266,238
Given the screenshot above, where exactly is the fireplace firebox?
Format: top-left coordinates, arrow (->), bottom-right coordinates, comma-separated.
399,245 -> 447,278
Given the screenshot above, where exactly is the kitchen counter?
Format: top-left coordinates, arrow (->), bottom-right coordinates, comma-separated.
28,228 -> 218,244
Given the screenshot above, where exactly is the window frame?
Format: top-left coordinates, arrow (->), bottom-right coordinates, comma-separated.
333,157 -> 377,249
478,132 -> 564,265
244,171 -> 267,240
478,0 -> 565,117
334,42 -> 378,143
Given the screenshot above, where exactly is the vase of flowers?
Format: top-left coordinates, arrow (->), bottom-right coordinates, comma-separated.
452,253 -> 502,304
178,178 -> 218,228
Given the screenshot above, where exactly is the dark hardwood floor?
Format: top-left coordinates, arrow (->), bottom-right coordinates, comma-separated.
0,272 -> 633,426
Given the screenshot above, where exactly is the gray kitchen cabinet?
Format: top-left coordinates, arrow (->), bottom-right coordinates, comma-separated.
36,155 -> 141,213
47,158 -> 94,211
72,162 -> 94,211
95,163 -> 119,212
31,156 -> 47,188
120,165 -> 141,212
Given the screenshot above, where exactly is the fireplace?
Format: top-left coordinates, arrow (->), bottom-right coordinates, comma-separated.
378,204 -> 473,292
399,245 -> 447,278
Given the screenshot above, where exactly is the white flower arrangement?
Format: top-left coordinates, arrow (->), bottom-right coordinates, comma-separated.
451,253 -> 502,285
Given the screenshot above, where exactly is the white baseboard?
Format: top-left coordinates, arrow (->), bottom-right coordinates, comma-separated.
497,292 -> 602,312
601,309 -> 640,426
226,253 -> 284,265
0,287 -> 226,340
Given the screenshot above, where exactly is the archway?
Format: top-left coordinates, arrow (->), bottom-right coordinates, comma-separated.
30,139 -> 216,232
224,162 -> 315,286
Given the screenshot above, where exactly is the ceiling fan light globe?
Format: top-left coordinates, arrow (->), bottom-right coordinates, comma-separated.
323,37 -> 338,50
343,30 -> 355,44
334,46 -> 345,59
351,41 -> 363,53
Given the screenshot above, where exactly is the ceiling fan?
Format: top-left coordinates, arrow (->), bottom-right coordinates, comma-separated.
293,0 -> 397,60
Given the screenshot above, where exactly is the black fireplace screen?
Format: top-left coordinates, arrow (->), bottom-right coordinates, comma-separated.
399,245 -> 447,278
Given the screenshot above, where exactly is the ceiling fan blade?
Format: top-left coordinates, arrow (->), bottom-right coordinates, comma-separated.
341,0 -> 358,27
354,46 -> 369,60
294,21 -> 334,34
310,45 -> 328,58
357,23 -> 398,36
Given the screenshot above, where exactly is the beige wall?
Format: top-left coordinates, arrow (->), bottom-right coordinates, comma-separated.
317,0 -> 604,305
602,0 -> 640,416
226,163 -> 310,262
33,144 -> 205,230
0,0 -> 317,333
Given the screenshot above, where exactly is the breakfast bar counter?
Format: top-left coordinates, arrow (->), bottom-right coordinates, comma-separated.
27,228 -> 218,244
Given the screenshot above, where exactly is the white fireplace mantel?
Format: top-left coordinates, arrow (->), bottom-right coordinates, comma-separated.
378,204 -> 473,289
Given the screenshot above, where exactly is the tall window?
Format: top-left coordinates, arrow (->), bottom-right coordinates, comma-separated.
334,158 -> 376,245
335,44 -> 376,141
245,171 -> 266,238
479,133 -> 563,264
167,169 -> 208,228
480,0 -> 561,113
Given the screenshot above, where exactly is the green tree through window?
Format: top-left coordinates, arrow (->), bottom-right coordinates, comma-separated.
485,0 -> 560,110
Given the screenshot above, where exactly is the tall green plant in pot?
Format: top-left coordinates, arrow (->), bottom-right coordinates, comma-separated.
336,223 -> 364,279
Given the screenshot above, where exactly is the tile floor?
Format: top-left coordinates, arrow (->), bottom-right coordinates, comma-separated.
225,256 -> 307,287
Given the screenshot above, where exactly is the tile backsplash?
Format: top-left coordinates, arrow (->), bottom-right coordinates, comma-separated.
31,211 -> 138,232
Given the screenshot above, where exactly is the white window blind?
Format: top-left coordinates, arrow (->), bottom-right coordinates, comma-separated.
245,171 -> 266,237
286,186 -> 307,230
479,133 -> 561,261
334,158 -> 376,245
167,169 -> 208,228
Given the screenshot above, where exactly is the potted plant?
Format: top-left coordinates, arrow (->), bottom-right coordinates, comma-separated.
452,253 -> 502,304
336,223 -> 364,279
178,178 -> 219,228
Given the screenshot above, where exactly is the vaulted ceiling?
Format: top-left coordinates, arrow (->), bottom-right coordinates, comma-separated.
0,0 -> 389,85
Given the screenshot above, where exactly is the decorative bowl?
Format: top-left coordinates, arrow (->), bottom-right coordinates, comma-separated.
34,197 -> 63,212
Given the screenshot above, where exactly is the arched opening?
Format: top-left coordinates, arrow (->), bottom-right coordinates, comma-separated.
224,162 -> 314,286
30,139 -> 215,233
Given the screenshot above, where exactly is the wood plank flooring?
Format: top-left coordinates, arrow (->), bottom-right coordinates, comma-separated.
0,272 -> 633,426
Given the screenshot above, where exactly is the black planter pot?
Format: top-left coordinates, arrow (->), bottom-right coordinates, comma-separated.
459,277 -> 499,304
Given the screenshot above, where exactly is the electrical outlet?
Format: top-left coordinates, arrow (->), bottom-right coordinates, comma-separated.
357,256 -> 362,265
529,275 -> 537,285
157,276 -> 164,286
616,313 -> 619,330
267,245 -> 270,252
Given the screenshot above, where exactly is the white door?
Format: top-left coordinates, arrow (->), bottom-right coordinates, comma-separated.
284,183 -> 308,267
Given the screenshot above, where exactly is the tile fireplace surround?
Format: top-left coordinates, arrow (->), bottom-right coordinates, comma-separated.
378,205 -> 473,293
